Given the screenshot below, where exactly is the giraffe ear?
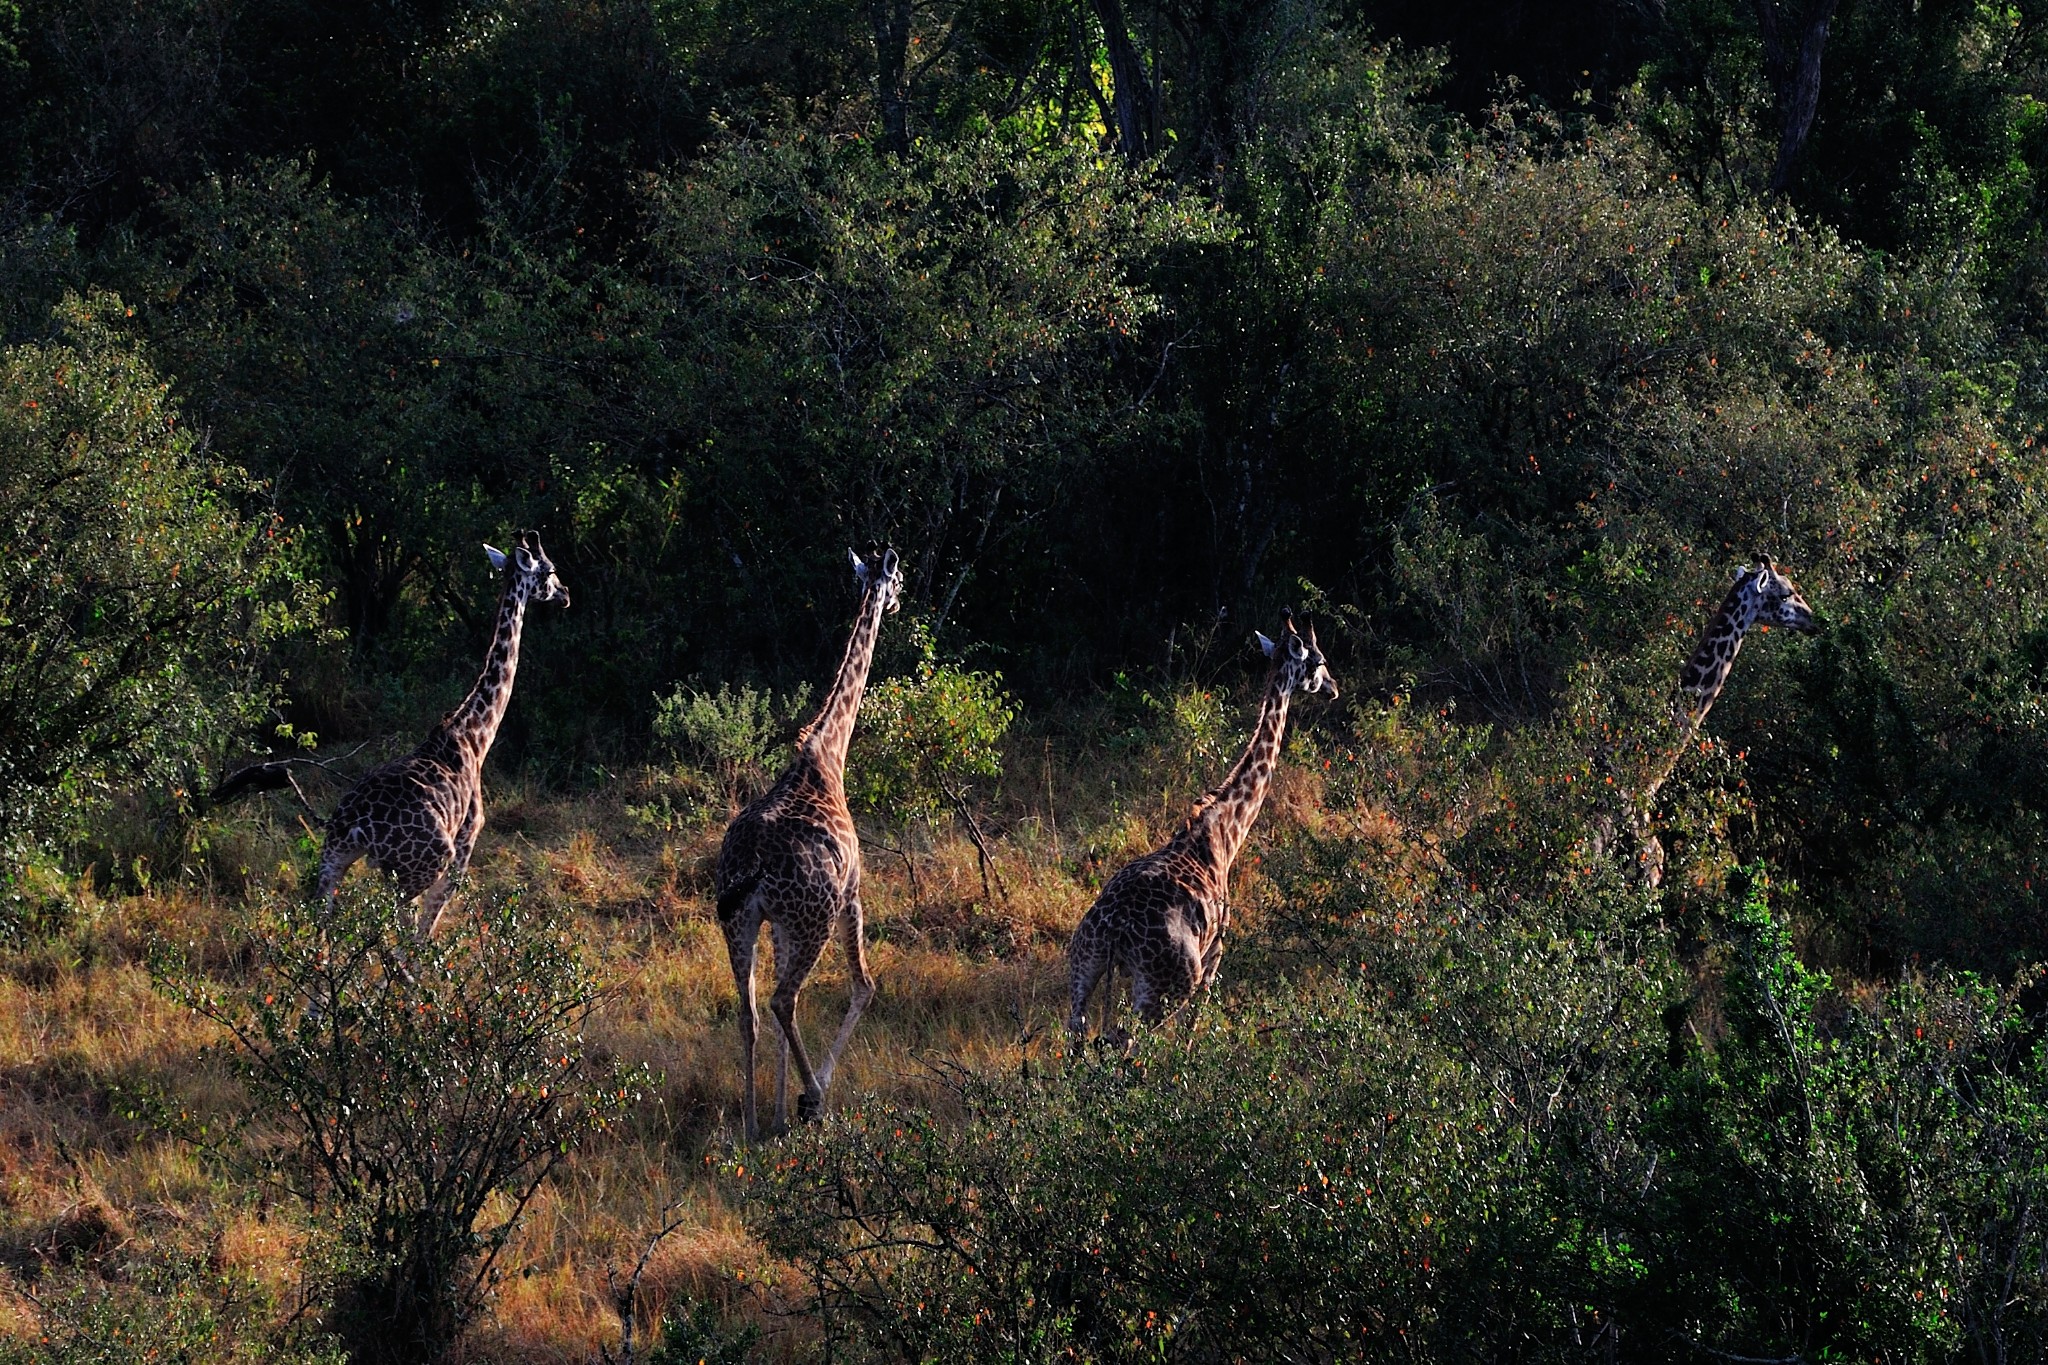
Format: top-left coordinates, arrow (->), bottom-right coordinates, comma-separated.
1255,631 -> 1277,659
1306,620 -> 1320,648
849,548 -> 868,584
483,544 -> 507,572
881,547 -> 899,578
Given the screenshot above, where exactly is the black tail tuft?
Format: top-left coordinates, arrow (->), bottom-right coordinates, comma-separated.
716,873 -> 761,924
210,761 -> 298,804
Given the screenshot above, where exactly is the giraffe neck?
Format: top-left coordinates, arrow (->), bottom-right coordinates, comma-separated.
798,582 -> 889,782
1186,664 -> 1296,879
1674,574 -> 1761,731
1642,574 -> 1760,808
443,581 -> 527,767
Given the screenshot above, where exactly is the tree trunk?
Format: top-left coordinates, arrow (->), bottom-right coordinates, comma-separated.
871,0 -> 913,155
1089,0 -> 1155,162
1752,0 -> 1839,192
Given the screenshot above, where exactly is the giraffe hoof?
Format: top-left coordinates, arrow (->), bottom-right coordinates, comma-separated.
797,1092 -> 823,1123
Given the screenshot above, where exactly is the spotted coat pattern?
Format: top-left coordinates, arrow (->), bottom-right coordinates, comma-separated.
715,549 -> 901,1140
1066,616 -> 1339,1040
315,531 -> 568,936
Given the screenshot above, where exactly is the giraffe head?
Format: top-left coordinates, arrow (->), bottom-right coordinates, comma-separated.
1256,612 -> 1340,699
1738,558 -> 1821,635
484,531 -> 571,608
850,547 -> 903,614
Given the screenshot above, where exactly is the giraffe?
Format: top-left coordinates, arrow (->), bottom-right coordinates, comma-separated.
715,548 -> 902,1140
314,531 -> 569,937
1066,613 -> 1339,1043
1616,558 -> 1822,887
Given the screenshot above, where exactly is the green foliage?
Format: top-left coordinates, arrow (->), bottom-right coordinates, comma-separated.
161,886 -> 645,1365
0,292 -> 318,865
847,627 -> 1017,823
645,1300 -> 759,1365
652,679 -> 811,796
0,1256 -> 342,1365
755,829 -> 2048,1363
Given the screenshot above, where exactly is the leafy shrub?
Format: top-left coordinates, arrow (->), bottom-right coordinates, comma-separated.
0,292 -> 319,866
756,685 -> 2048,1365
645,1301 -> 759,1365
847,630 -> 1017,824
1105,673 -> 1235,799
162,886 -> 645,1365
0,1256 -> 342,1365
651,680 -> 810,797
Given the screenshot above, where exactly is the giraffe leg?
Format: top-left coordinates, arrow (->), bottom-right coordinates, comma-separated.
1066,919 -> 1110,1044
1182,916 -> 1229,1041
774,1031 -> 791,1134
314,840 -> 364,911
416,873 -> 456,940
768,916 -> 830,1124
1133,940 -> 1199,1032
723,920 -> 764,1143
816,891 -> 877,1097
1104,963 -> 1135,1053
420,796 -> 483,939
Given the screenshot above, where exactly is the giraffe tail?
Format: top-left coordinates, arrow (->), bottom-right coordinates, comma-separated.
716,873 -> 761,925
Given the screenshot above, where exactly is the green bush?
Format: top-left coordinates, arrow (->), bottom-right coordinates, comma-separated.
0,292 -> 318,867
847,628 -> 1017,824
161,886 -> 645,1365
644,1301 -> 759,1365
0,1256 -> 343,1365
651,679 -> 810,797
754,694 -> 2048,1363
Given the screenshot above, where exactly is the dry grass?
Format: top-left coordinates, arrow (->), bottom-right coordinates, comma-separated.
0,721 -> 1347,1361
0,740 -> 1196,1358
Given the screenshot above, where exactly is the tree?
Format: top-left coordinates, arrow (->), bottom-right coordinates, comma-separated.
0,292 -> 317,865
1753,0 -> 1841,190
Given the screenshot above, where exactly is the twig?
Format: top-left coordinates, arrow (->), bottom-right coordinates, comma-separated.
858,832 -> 921,908
947,786 -> 1008,903
599,1199 -> 696,1365
1677,1340 -> 1805,1365
209,741 -> 377,816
